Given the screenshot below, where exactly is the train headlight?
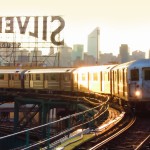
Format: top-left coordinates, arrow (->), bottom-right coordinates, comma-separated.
135,90 -> 141,97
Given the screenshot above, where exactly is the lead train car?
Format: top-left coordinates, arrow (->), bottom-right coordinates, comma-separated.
73,59 -> 150,110
112,59 -> 150,104
24,68 -> 76,91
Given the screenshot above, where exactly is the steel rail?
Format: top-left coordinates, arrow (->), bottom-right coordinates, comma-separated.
89,115 -> 136,150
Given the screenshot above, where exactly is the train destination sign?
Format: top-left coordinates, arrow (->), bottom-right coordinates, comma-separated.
0,16 -> 65,46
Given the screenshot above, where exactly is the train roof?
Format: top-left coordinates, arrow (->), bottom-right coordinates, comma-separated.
74,65 -> 116,73
112,59 -> 150,70
0,69 -> 26,74
24,68 -> 76,74
128,59 -> 150,69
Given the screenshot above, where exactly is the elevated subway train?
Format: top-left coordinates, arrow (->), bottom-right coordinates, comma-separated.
0,59 -> 150,110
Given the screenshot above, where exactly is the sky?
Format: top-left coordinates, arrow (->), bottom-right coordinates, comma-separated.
0,0 -> 150,57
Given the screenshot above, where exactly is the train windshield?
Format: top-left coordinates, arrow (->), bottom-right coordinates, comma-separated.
144,68 -> 150,80
131,69 -> 139,81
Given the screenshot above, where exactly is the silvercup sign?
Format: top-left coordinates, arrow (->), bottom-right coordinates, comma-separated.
0,16 -> 65,46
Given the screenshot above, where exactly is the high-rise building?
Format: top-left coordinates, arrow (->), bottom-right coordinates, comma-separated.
119,44 -> 129,63
58,44 -> 72,67
131,50 -> 145,60
99,53 -> 119,64
72,44 -> 84,61
87,27 -> 100,64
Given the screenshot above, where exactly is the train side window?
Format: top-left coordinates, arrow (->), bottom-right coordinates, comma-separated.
30,74 -> 33,80
74,73 -> 77,81
117,70 -> 119,82
8,74 -> 13,80
131,69 -> 139,81
0,74 -> 4,80
63,74 -> 71,81
36,74 -> 40,80
120,70 -> 122,82
49,74 -> 59,81
89,73 -> 92,81
46,74 -> 50,81
24,74 -> 26,80
26,74 -> 30,80
144,70 -> 150,80
14,73 -> 20,80
82,73 -> 86,81
93,72 -> 98,81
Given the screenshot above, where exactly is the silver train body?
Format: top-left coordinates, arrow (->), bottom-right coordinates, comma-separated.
0,59 -> 150,109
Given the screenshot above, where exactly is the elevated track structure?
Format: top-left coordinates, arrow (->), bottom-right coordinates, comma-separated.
0,89 -> 109,149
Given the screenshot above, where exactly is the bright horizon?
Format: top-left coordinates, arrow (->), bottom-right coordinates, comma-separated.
0,0 -> 150,57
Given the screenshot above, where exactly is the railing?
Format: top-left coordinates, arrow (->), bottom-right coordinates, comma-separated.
0,94 -> 109,150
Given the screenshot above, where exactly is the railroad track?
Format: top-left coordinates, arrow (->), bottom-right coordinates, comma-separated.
100,113 -> 150,150
73,107 -> 135,150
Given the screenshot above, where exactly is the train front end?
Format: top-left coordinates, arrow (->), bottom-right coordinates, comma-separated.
128,59 -> 150,111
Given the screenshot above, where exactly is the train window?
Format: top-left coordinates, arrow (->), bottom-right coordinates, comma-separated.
63,74 -> 71,81
0,74 -> 4,80
93,72 -> 98,81
117,70 -> 119,82
4,74 -> 8,81
89,73 -> 92,81
48,74 -> 59,81
144,70 -> 150,80
74,73 -> 77,81
120,70 -> 122,82
115,71 -> 117,81
131,69 -> 139,81
24,74 -> 26,80
30,74 -> 33,80
82,73 -> 86,81
108,72 -> 110,81
36,74 -> 40,80
14,74 -> 20,80
11,74 -> 14,80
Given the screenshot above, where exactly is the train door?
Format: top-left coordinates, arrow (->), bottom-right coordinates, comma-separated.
123,68 -> 127,98
73,72 -> 78,91
129,69 -> 139,97
117,69 -> 119,95
100,71 -> 102,92
61,73 -> 72,91
30,74 -> 33,88
142,68 -> 150,99
44,73 -> 48,88
24,73 -> 30,88
14,72 -> 21,88
81,72 -> 88,92
112,70 -> 115,95
8,74 -> 14,88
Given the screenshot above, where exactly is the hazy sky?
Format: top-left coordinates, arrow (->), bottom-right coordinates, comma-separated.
1,0 -> 150,56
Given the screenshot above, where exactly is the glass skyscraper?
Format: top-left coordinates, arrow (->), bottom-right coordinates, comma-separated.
87,27 -> 100,64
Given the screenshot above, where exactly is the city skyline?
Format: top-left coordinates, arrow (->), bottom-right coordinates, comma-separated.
0,0 -> 150,57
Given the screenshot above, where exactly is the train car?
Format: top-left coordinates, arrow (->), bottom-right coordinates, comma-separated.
0,69 -> 26,89
24,68 -> 76,91
112,59 -> 150,107
73,65 -> 115,94
111,61 -> 132,101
